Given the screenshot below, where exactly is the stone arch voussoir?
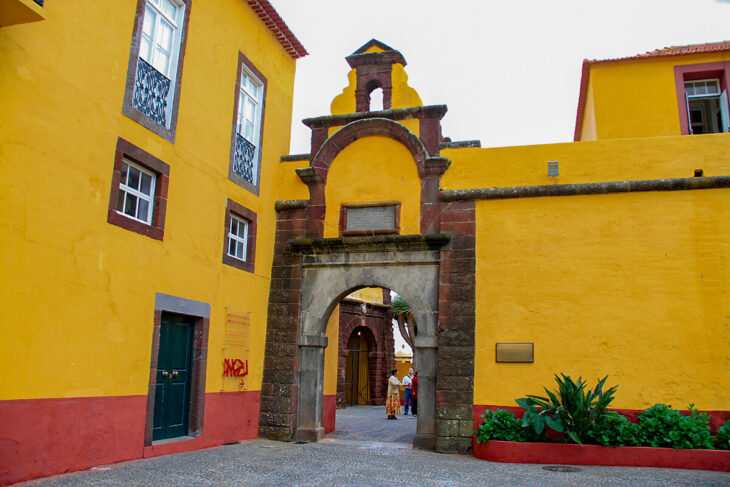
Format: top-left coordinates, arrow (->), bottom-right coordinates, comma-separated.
310,118 -> 429,182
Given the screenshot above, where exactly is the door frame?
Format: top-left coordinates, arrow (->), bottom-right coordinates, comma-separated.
144,293 -> 211,445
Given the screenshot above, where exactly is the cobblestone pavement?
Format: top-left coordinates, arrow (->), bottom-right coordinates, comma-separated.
21,406 -> 729,486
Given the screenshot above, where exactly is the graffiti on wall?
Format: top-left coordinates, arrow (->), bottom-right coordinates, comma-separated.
223,309 -> 250,390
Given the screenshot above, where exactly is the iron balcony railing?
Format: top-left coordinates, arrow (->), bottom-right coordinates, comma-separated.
132,58 -> 171,127
233,134 -> 256,184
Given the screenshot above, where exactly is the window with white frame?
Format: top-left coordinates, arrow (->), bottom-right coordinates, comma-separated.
222,198 -> 256,272
125,0 -> 188,134
232,67 -> 264,185
227,215 -> 249,261
684,78 -> 729,134
116,159 -> 156,224
140,0 -> 181,79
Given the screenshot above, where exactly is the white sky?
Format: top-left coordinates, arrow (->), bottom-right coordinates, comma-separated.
273,0 -> 730,154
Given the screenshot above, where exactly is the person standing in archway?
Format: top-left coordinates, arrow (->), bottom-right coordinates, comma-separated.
402,368 -> 414,415
386,369 -> 402,419
411,370 -> 418,416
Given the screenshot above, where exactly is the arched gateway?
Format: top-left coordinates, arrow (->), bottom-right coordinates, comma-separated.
258,40 -> 477,453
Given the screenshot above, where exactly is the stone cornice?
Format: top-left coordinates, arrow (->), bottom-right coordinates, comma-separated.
302,105 -> 448,130
289,233 -> 451,253
441,176 -> 730,201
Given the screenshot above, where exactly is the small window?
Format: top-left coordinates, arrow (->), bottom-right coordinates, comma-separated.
227,216 -> 249,261
229,52 -> 267,193
684,79 -> 728,135
675,62 -> 730,136
108,137 -> 170,240
222,199 -> 257,272
116,160 -> 156,224
123,0 -> 191,142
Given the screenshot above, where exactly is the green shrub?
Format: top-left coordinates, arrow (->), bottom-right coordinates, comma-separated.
516,373 -> 618,444
714,420 -> 730,450
474,408 -> 531,444
637,404 -> 713,449
587,411 -> 641,447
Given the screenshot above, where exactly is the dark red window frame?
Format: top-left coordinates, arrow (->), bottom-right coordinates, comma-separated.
222,198 -> 257,273
674,61 -> 730,135
107,137 -> 170,241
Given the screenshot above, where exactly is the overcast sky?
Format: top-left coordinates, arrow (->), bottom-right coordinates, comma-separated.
273,0 -> 730,154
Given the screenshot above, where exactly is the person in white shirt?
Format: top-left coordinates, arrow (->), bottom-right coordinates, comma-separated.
401,368 -> 414,415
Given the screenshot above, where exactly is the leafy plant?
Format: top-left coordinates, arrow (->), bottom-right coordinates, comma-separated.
714,420 -> 730,450
389,296 -> 413,316
587,411 -> 641,446
637,404 -> 713,449
474,409 -> 531,444
516,373 -> 618,444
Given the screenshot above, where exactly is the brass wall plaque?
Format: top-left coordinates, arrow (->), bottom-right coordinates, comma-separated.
496,343 -> 534,363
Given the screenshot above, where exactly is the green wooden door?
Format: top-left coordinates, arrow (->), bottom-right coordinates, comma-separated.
153,313 -> 193,441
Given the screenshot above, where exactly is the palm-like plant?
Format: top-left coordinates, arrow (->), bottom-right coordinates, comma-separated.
390,296 -> 416,351
516,373 -> 618,444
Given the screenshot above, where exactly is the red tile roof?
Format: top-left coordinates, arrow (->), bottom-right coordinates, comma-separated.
574,41 -> 730,141
246,0 -> 308,59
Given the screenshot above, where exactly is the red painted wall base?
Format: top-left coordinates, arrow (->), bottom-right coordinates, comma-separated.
473,438 -> 730,472
0,391 -> 261,485
323,395 -> 336,433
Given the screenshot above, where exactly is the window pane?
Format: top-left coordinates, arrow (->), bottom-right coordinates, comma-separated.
696,83 -> 707,95
157,21 -> 173,52
125,194 -> 138,217
120,162 -> 130,185
685,84 -> 695,96
142,7 -> 155,37
230,219 -> 238,235
236,241 -> 244,259
245,121 -> 254,140
236,219 -> 247,238
153,50 -> 170,77
138,199 -> 150,223
161,0 -> 177,19
128,166 -> 141,190
245,97 -> 255,120
116,190 -> 126,213
140,172 -> 153,196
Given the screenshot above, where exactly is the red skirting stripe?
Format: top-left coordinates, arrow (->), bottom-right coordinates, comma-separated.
0,391 -> 261,485
322,395 -> 336,434
473,438 -> 730,471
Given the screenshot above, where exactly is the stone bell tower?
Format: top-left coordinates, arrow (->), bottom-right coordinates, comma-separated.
345,39 -> 407,112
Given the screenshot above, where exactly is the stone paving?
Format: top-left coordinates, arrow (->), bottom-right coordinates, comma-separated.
21,406 -> 730,486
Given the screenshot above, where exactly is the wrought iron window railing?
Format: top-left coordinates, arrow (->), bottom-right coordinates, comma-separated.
132,58 -> 171,127
233,134 -> 256,184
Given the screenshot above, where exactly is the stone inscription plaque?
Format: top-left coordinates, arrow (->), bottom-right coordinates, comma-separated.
346,205 -> 395,231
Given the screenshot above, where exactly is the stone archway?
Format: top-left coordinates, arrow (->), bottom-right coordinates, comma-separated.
292,235 -> 446,449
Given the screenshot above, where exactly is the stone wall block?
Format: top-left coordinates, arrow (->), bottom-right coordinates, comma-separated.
436,419 -> 460,437
436,374 -> 474,391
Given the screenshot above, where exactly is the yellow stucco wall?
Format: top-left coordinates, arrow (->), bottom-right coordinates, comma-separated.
348,287 -> 385,305
323,136 -> 421,238
323,305 -> 340,396
473,189 -> 730,411
0,0 -> 296,399
580,78 -> 597,141
442,132 -> 730,190
585,52 -> 730,140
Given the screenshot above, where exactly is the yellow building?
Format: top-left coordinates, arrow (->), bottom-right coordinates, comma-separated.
2,4 -> 729,480
263,39 -> 729,453
0,0 -> 305,484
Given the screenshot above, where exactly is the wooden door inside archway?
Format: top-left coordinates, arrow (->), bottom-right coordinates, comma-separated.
345,329 -> 369,405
